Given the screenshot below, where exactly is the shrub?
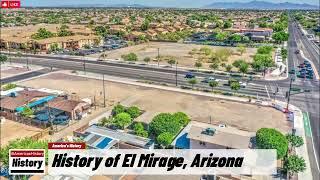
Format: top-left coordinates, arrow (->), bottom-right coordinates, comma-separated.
114,112 -> 132,129
134,122 -> 148,138
256,128 -> 288,159
286,134 -> 304,148
2,83 -> 17,91
283,155 -> 306,175
126,106 -> 141,119
112,104 -> 126,116
121,53 -> 138,61
157,132 -> 174,147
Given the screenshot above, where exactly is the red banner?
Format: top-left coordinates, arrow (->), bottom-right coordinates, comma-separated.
1,0 -> 20,8
48,142 -> 86,149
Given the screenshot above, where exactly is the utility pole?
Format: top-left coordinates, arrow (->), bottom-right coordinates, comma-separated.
175,61 -> 178,86
102,74 -> 106,108
286,77 -> 293,111
83,55 -> 86,74
157,48 -> 160,67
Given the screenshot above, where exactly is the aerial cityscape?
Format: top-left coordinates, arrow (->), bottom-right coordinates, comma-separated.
0,0 -> 319,180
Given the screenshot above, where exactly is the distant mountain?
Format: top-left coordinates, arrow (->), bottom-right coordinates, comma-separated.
205,1 -> 319,10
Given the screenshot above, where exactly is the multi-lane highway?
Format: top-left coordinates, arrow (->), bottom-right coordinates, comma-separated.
288,18 -> 320,180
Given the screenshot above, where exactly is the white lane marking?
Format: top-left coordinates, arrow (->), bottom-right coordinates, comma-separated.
265,85 -> 271,99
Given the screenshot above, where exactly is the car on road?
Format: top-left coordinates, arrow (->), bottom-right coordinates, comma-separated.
295,50 -> 300,54
289,69 -> 296,74
240,82 -> 247,88
202,76 -> 219,83
185,72 -> 195,79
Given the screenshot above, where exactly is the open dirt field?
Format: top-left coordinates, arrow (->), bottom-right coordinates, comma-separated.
88,42 -> 257,70
1,119 -> 43,146
17,72 -> 290,133
0,65 -> 29,79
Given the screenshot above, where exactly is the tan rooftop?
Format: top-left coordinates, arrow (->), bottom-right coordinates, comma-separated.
187,124 -> 254,149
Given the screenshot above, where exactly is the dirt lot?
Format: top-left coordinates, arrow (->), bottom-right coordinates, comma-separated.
18,72 -> 290,133
0,119 -> 43,146
88,42 -> 258,70
0,65 -> 29,79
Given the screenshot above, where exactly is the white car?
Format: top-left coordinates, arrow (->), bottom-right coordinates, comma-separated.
240,82 -> 247,88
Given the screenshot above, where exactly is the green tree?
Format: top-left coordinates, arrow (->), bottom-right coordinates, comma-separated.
173,112 -> 190,126
237,44 -> 246,55
149,113 -> 181,136
141,19 -> 150,31
252,54 -> 273,73
256,128 -> 288,159
286,134 -> 304,148
121,53 -> 138,61
194,61 -> 202,70
272,31 -> 289,44
209,62 -> 219,72
114,112 -> 132,129
223,20 -> 232,29
239,62 -> 249,75
126,106 -> 141,119
215,32 -> 228,41
157,132 -> 174,147
230,34 -> 242,42
112,104 -> 126,116
257,46 -> 273,54
0,54 -> 8,64
225,64 -> 233,72
230,81 -> 240,91
21,106 -> 34,118
209,81 -> 219,92
188,78 -> 197,89
31,28 -> 55,40
167,59 -> 176,67
143,57 -> 151,64
283,155 -> 306,177
134,122 -> 148,138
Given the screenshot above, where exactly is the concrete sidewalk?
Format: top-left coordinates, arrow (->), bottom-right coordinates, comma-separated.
275,100 -> 314,180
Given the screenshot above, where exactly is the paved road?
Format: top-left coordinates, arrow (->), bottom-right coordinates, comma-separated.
288,19 -> 320,179
0,68 -> 53,84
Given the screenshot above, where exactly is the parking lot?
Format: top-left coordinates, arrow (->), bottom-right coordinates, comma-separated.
17,72 -> 290,133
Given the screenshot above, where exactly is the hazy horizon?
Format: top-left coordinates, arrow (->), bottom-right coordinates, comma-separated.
23,0 -> 320,8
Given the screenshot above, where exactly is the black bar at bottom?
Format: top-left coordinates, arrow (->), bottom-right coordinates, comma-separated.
10,170 -> 44,173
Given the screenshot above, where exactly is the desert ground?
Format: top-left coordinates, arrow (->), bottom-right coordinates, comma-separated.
88,42 -> 258,70
0,119 -> 43,146
17,72 -> 290,133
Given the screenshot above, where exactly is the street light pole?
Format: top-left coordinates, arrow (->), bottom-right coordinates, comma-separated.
102,74 -> 106,108
83,55 -> 86,74
157,48 -> 160,67
286,77 -> 293,111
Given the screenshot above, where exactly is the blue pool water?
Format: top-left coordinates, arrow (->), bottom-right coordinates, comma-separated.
175,133 -> 190,149
96,137 -> 113,149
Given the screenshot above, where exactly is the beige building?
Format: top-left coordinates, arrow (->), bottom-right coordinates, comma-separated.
187,123 -> 255,149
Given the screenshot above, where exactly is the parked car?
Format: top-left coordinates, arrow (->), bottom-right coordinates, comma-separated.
295,50 -> 300,54
185,72 -> 195,79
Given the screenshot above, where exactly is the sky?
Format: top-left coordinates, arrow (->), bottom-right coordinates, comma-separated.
23,0 -> 320,7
